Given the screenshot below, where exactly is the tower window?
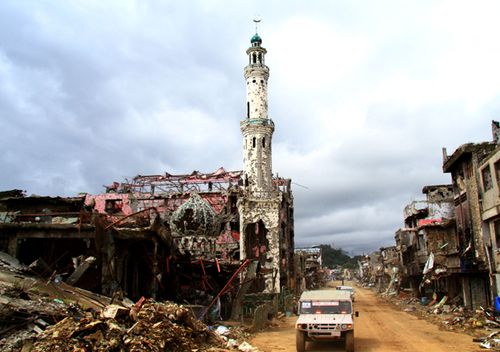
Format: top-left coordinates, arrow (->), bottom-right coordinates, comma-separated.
252,53 -> 256,64
253,137 -> 256,148
247,102 -> 250,118
252,79 -> 256,83
258,53 -> 262,63
260,80 -> 264,84
262,137 -> 266,148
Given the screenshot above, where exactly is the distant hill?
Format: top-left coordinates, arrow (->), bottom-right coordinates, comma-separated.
318,244 -> 362,269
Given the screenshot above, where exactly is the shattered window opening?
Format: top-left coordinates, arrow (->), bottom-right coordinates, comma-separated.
495,220 -> 500,250
481,165 -> 493,191
105,199 -> 123,214
495,160 -> 500,184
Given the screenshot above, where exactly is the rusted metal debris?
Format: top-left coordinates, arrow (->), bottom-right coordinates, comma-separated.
0,255 -> 260,352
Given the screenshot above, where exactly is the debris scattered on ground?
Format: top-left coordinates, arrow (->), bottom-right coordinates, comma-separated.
30,298 -> 226,352
474,331 -> 500,350
0,250 -> 266,352
212,324 -> 259,351
370,284 -> 500,350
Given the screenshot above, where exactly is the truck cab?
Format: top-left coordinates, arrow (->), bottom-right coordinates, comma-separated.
295,290 -> 357,352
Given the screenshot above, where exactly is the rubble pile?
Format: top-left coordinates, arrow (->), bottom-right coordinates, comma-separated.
474,331 -> 500,350
0,250 -> 267,352
0,251 -> 234,352
0,253 -> 70,352
28,299 -> 226,352
389,294 -> 495,331
213,325 -> 261,351
380,290 -> 500,350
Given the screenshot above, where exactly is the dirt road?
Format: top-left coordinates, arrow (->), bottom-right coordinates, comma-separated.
250,284 -> 481,352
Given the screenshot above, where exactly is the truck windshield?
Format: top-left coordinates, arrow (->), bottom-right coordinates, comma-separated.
300,301 -> 352,314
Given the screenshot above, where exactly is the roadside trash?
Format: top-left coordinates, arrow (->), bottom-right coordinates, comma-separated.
215,325 -> 230,336
238,341 -> 256,352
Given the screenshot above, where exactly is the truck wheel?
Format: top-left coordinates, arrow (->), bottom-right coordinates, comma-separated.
296,330 -> 306,352
345,330 -> 354,352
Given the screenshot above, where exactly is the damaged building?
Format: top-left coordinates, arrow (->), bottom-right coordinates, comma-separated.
396,185 -> 460,298
379,246 -> 400,294
477,135 -> 500,307
0,30 -> 295,320
443,140 -> 496,309
394,185 -> 458,298
386,121 -> 500,311
294,247 -> 326,290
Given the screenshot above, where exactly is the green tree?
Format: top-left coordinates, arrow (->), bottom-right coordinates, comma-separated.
318,244 -> 359,269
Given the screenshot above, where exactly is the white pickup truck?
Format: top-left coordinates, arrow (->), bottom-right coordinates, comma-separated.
336,285 -> 355,302
295,290 -> 358,352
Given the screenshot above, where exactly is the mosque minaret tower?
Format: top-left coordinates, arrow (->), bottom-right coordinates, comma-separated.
241,29 -> 274,194
238,22 -> 285,294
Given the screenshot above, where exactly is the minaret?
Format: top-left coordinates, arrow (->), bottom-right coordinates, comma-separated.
240,27 -> 274,196
238,22 -> 284,296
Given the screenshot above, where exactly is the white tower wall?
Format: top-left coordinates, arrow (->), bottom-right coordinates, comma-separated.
239,31 -> 282,294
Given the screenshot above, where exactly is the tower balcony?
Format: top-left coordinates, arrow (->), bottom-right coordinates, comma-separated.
245,63 -> 269,71
240,118 -> 274,128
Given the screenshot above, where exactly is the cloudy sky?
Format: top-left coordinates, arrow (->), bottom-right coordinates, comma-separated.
2,1 -> 500,254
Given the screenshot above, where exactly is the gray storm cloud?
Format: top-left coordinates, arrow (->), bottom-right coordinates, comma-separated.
2,1 -> 500,254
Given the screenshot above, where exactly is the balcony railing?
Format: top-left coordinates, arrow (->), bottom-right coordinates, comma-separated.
240,118 -> 274,128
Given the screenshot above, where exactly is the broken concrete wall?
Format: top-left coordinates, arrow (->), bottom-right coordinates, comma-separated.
395,226 -> 425,292
419,222 -> 462,301
294,247 -> 324,290
85,169 -> 252,261
238,194 -> 281,293
423,184 -> 454,203
421,224 -> 458,267
443,143 -> 495,270
0,193 -> 100,293
426,202 -> 454,221
404,201 -> 428,228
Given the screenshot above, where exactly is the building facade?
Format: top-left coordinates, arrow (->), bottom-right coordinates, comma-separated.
478,144 -> 500,302
443,142 -> 496,309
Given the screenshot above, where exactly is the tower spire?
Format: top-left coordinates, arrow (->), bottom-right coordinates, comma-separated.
253,15 -> 261,34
